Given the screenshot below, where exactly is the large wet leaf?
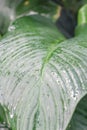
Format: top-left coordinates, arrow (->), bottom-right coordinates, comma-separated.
0,15 -> 87,130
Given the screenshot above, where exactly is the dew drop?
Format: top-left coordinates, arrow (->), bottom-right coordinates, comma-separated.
72,95 -> 77,100
8,25 -> 15,32
10,113 -> 14,119
64,105 -> 67,111
9,105 -> 16,119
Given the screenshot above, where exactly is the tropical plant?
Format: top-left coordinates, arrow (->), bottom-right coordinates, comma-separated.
0,1 -> 87,130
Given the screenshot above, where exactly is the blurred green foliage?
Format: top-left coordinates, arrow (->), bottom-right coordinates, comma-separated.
17,0 -> 58,16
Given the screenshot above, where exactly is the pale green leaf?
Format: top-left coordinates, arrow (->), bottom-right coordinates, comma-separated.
0,15 -> 87,130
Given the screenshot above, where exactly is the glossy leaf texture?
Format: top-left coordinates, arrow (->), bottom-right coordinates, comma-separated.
0,15 -> 87,130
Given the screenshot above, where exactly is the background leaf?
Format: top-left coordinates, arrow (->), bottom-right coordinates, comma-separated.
67,94 -> 87,130
17,0 -> 57,17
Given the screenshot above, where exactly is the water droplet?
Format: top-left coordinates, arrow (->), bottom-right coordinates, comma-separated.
75,90 -> 79,96
51,71 -> 60,83
64,105 -> 67,111
10,113 -> 14,119
29,11 -> 38,15
8,25 -> 15,32
70,90 -> 77,100
73,95 -> 77,100
9,105 -> 16,119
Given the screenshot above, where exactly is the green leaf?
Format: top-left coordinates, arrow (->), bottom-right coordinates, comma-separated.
17,0 -> 57,17
78,4 -> 87,26
0,104 -> 7,124
67,95 -> 87,130
0,14 -> 87,130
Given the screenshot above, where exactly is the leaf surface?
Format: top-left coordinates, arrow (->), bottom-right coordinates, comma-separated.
0,15 -> 87,130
